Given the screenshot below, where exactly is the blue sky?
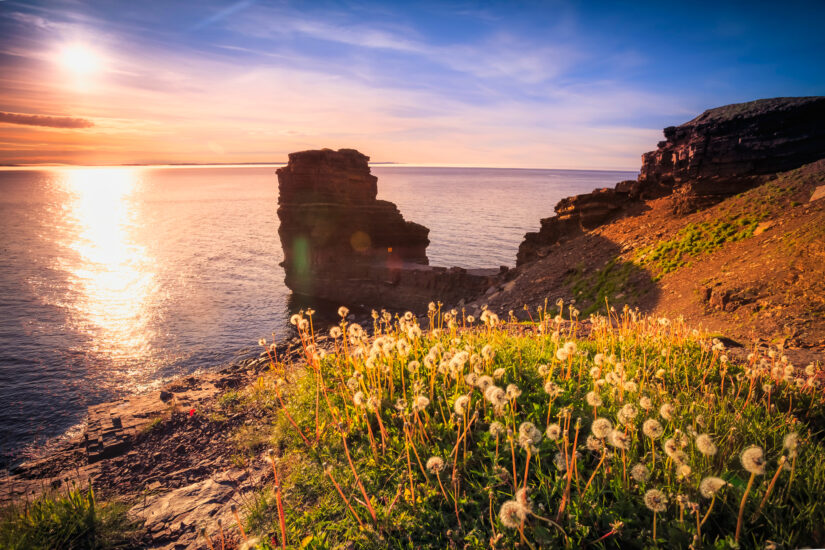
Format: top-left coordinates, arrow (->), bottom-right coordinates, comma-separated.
0,0 -> 823,167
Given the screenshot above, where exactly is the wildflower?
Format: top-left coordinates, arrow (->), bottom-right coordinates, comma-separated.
505,384 -> 522,400
663,438 -> 679,458
643,419 -> 664,440
538,364 -> 550,376
329,326 -> 342,339
620,403 -> 638,421
699,476 -> 728,498
585,435 -> 604,451
499,500 -> 526,528
347,323 -> 363,339
481,345 -> 495,361
412,395 -> 430,411
655,368 -> 666,379
659,403 -> 674,421
594,353 -> 606,366
518,422 -> 542,449
477,375 -> 494,391
353,391 -> 366,407
485,385 -> 508,410
454,395 -> 470,416
741,446 -> 766,475
545,423 -> 562,441
556,347 -> 569,361
643,489 -> 668,513
631,463 -> 650,483
394,398 -> 407,412
189,408 -> 196,417
591,418 -> 613,439
623,381 -> 638,393
493,368 -> 506,380
396,339 -> 411,357
428,301 -> 436,312
515,487 -> 534,515
407,325 -> 422,340
489,421 -> 506,437
677,463 -> 692,480
289,314 -> 300,326
466,315 -> 475,323
366,396 -> 380,412
544,380 -> 562,397
586,391 -> 602,407
554,451 -> 568,471
639,396 -> 652,411
589,366 -> 601,379
783,432 -> 799,454
608,429 -> 630,450
695,434 -> 717,456
426,456 -> 446,474
258,338 -> 266,346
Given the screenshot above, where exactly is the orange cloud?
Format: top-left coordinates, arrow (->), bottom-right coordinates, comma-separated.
0,111 -> 95,129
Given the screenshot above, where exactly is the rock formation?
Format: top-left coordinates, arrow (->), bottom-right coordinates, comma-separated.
277,148 -> 500,309
517,96 -> 825,265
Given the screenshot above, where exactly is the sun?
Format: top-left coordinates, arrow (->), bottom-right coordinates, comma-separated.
58,44 -> 102,76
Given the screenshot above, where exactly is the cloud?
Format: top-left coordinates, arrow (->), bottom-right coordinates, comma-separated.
0,111 -> 95,128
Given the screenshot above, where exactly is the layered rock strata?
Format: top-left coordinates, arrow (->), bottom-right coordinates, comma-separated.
517,96 -> 825,265
277,148 -> 499,310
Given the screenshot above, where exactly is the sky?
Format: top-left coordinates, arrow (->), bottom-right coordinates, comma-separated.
0,0 -> 823,168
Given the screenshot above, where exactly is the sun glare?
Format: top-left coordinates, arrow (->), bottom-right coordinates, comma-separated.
58,44 -> 102,76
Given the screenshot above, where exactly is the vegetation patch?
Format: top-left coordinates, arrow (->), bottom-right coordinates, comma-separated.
565,258 -> 641,316
635,216 -> 762,279
208,306 -> 825,549
0,486 -> 140,549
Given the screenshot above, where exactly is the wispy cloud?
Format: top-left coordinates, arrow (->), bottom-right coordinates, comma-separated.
0,111 -> 95,128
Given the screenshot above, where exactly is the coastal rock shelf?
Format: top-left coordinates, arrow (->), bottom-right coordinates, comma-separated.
517,96 -> 825,264
277,148 -> 501,309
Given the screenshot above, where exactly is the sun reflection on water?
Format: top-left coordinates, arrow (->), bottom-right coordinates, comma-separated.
58,167 -> 155,363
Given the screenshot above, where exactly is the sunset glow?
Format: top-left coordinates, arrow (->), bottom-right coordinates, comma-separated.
1,2 -> 824,167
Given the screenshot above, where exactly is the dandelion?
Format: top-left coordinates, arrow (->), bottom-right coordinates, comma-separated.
783,432 -> 799,455
493,368 -> 506,379
426,456 -> 446,474
699,477 -> 727,498
499,500 -> 526,528
586,391 -> 602,407
594,353 -> 606,366
413,395 -> 430,411
620,403 -> 638,422
505,384 -> 522,400
585,435 -> 604,451
644,489 -> 667,540
348,323 -> 363,339
643,419 -> 664,439
737,446 -> 766,544
353,391 -> 366,407
481,345 -> 495,361
639,396 -> 652,411
338,306 -> 349,318
556,347 -> 569,361
663,437 -> 679,458
741,446 -> 766,475
608,429 -> 630,450
544,380 -> 562,397
659,403 -> 674,421
515,487 -> 533,515
489,422 -> 506,437
454,395 -> 470,416
677,464 -> 692,480
546,423 -> 562,441
591,418 -> 612,439
329,326 -> 342,339
518,422 -> 542,449
695,434 -> 717,456
477,375 -> 494,391
631,463 -> 650,483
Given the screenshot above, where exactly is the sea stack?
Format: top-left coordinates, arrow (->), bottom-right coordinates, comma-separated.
277,148 -> 499,309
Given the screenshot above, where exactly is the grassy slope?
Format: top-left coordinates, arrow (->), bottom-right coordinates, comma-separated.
480,160 -> 825,349
214,309 -> 824,549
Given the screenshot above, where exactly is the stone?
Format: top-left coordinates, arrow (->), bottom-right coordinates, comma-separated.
277,148 -> 500,309
810,185 -> 825,202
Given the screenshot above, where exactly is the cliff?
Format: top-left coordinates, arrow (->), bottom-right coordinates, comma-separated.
277,148 -> 500,309
517,96 -> 825,264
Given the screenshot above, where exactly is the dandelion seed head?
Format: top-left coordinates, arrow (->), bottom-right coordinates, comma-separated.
477,375 -> 494,391
329,327 -> 342,339
591,418 -> 613,439
499,500 -> 526,528
493,368 -> 506,380
337,306 -> 349,318
699,476 -> 728,498
631,463 -> 650,483
586,391 -> 602,408
783,432 -> 800,451
659,403 -> 674,421
426,456 -> 445,474
695,434 -> 717,456
545,423 -> 562,441
644,489 -> 667,513
586,434 -> 604,451
639,396 -> 652,411
454,395 -> 470,416
643,418 -> 664,440
608,429 -> 630,450
506,384 -> 522,400
489,421 -> 506,437
741,446 -> 766,475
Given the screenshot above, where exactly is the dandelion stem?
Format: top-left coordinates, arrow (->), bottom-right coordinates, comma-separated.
735,472 -> 756,544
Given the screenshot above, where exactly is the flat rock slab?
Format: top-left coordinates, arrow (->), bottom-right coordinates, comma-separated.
810,185 -> 825,202
130,471 -> 241,549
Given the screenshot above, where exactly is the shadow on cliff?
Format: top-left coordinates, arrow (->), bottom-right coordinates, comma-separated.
485,231 -> 662,320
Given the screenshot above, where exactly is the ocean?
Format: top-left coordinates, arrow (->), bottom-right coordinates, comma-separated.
0,165 -> 635,462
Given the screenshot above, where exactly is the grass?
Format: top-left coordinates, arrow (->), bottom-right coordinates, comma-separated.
635,216 -> 762,279
0,485 -> 140,550
565,258 -> 641,315
206,304 -> 825,549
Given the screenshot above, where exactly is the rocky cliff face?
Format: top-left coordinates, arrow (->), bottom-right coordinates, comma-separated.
277,148 -> 499,309
517,97 -> 825,264
637,96 -> 825,211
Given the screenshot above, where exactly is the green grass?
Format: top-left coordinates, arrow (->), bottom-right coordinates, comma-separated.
221,307 -> 825,549
0,486 -> 140,549
635,216 -> 762,279
565,258 -> 641,315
